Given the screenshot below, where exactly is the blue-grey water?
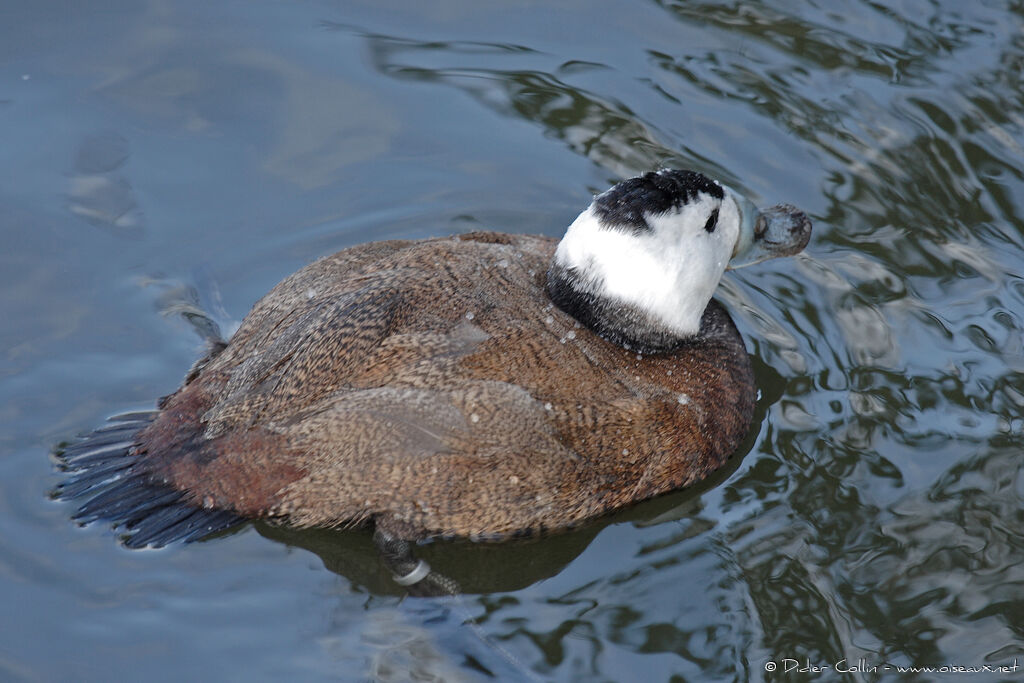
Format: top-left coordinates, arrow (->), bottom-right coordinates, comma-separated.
3,1 -> 1024,681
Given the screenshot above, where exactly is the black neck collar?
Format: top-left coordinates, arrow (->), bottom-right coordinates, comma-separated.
545,262 -> 694,354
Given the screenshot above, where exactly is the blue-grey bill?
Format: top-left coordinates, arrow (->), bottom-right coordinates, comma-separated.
727,190 -> 812,269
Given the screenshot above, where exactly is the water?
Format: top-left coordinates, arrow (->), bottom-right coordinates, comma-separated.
3,1 -> 1023,680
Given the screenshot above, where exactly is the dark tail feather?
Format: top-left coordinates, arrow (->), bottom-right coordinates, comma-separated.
52,411 -> 245,548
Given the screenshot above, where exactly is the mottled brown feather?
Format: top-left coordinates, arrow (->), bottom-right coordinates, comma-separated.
134,232 -> 755,540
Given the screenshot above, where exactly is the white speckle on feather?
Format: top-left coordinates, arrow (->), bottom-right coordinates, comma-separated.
465,311 -> 475,320
545,315 -> 554,324
566,330 -> 576,340
470,413 -> 480,423
306,288 -> 316,299
509,475 -> 519,485
544,402 -> 553,411
497,259 -> 509,268
678,394 -> 691,405
622,448 -> 629,456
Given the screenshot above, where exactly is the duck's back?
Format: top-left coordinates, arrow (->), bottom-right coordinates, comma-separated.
90,232 -> 756,541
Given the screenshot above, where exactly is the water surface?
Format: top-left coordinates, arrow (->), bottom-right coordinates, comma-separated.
2,1 -> 1024,680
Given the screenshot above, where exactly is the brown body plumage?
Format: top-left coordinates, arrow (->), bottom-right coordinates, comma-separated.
137,232 -> 754,540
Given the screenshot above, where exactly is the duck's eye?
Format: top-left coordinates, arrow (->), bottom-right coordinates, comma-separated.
703,207 -> 719,233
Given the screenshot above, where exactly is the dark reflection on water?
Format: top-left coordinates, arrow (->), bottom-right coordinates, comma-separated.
341,25 -> 672,181
3,0 -> 1024,680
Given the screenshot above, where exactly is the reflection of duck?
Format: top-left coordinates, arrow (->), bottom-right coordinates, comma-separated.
256,519 -> 603,596
56,170 -> 810,561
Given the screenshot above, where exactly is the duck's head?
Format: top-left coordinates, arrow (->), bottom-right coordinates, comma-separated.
547,169 -> 811,352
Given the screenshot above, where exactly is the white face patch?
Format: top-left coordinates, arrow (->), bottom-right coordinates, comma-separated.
553,191 -> 742,336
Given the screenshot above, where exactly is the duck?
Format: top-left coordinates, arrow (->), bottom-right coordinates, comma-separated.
55,169 -> 810,566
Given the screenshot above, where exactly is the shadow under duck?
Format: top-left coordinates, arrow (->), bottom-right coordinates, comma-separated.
54,170 -> 810,589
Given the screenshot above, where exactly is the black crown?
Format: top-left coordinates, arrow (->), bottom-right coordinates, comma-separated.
592,169 -> 723,233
